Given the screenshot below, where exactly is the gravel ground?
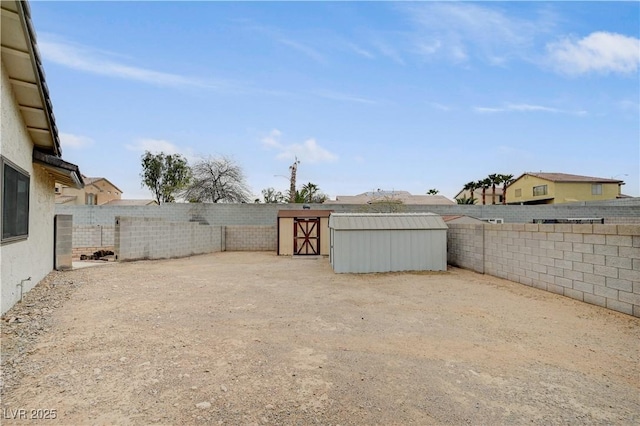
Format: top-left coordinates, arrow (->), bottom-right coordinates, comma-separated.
1,252 -> 638,425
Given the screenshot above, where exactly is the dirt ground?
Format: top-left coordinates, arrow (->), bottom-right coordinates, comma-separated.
1,252 -> 639,425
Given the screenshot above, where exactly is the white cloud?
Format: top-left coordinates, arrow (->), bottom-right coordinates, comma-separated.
39,35 -> 230,90
261,129 -> 282,149
60,132 -> 93,149
372,39 -> 405,65
617,100 -> 640,112
401,3 -> 555,64
312,89 -> 378,105
415,40 -> 442,56
347,43 -> 375,59
429,102 -> 452,112
278,38 -> 326,63
474,103 -> 587,115
126,138 -> 182,154
126,138 -> 200,164
474,106 -> 505,114
261,129 -> 338,164
547,32 -> 640,75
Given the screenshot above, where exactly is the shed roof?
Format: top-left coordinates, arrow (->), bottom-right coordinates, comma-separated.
329,213 -> 447,230
278,209 -> 333,218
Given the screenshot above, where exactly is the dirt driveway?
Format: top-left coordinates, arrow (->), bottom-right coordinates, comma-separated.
1,252 -> 638,425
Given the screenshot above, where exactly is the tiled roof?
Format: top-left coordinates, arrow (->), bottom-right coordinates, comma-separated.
82,176 -> 101,185
81,176 -> 123,192
326,191 -> 455,205
524,173 -> 623,183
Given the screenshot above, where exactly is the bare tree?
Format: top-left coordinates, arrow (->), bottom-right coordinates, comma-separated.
182,156 -> 251,203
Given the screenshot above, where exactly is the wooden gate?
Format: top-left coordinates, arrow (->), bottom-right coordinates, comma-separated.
294,218 -> 320,255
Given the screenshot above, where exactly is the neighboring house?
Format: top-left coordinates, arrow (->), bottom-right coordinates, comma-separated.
454,187 -> 504,204
326,190 -> 455,205
505,172 -> 625,205
1,0 -> 83,314
55,176 -> 123,205
56,177 -> 158,205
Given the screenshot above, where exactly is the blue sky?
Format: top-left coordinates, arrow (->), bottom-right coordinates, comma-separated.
31,1 -> 639,200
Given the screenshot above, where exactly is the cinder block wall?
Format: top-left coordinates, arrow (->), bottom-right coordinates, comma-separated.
60,201 -> 640,255
447,225 -> 484,274
225,226 -> 276,251
448,223 -> 640,317
54,215 -> 73,270
115,217 -> 223,261
71,225 -> 115,259
57,199 -> 640,227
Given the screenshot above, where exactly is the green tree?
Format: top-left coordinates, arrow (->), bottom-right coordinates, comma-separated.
456,196 -> 476,205
290,182 -> 327,203
261,187 -> 286,203
462,181 -> 478,204
488,173 -> 499,205
140,151 -> 191,204
499,173 -> 515,205
478,178 -> 491,205
427,188 -> 440,195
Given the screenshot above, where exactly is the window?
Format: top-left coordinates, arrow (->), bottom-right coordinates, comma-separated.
515,189 -> 521,198
2,157 -> 30,242
533,185 -> 547,196
86,193 -> 97,205
592,184 -> 602,195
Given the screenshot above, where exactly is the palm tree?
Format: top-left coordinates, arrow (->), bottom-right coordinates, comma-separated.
427,188 -> 440,195
479,178 -> 491,205
456,196 -> 476,204
488,174 -> 499,205
500,174 -> 514,205
462,181 -> 478,204
292,182 -> 327,203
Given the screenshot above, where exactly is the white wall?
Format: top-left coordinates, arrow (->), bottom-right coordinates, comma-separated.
1,63 -> 56,315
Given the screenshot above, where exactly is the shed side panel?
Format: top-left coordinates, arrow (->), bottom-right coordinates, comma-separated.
320,217 -> 330,256
334,230 -> 392,273
278,217 -> 294,255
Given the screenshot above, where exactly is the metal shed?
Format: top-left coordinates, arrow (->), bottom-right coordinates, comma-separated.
328,213 -> 448,273
277,210 -> 333,256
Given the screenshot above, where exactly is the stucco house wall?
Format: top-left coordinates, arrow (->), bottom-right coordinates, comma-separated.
56,177 -> 122,205
507,174 -> 622,205
554,182 -> 620,203
1,63 -> 56,314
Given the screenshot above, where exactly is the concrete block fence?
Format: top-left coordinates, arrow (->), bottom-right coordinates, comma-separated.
54,215 -> 73,270
56,198 -> 640,228
448,223 -> 640,317
72,225 -> 115,259
115,217 -> 224,261
225,226 -> 276,251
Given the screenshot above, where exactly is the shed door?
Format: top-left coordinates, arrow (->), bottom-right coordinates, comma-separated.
294,218 -> 320,255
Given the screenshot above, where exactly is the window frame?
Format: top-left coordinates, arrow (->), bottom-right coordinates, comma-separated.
591,184 -> 602,195
532,185 -> 548,197
1,156 -> 30,244
515,188 -> 522,198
